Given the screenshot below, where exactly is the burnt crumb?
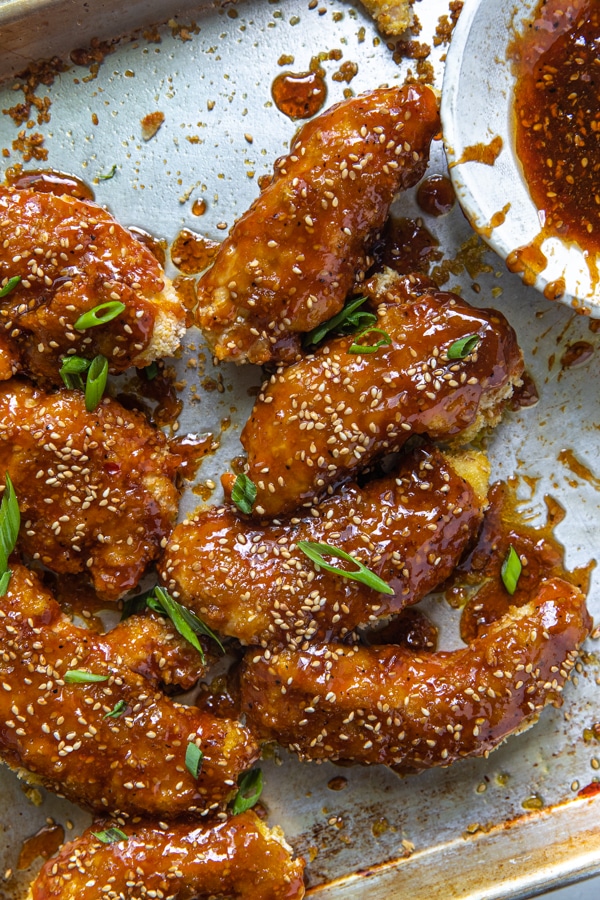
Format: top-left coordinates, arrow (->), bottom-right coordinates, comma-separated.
141,111 -> 165,141
430,233 -> 494,287
433,2 -> 464,46
392,39 -> 431,64
2,57 -> 68,129
142,26 -> 162,43
70,37 -> 119,69
331,61 -> 359,83
167,19 -> 200,41
11,130 -> 48,162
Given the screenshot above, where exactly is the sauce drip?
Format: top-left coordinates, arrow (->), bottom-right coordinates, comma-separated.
365,607 -> 438,652
171,228 -> 220,275
372,216 -> 442,275
416,174 -> 455,217
271,63 -> 327,120
128,226 -> 167,267
513,0 -> 600,252
4,167 -> 95,201
560,340 -> 594,370
444,481 -> 587,645
17,824 -> 65,870
510,369 -> 539,409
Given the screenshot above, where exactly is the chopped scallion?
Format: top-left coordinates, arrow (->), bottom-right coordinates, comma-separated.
103,699 -> 127,719
92,827 -> 128,844
85,354 -> 109,412
298,540 -> 394,595
501,545 -> 522,595
0,473 -> 20,597
185,741 -> 204,778
303,295 -> 376,348
64,670 -> 109,684
0,276 -> 21,298
231,474 -> 257,515
98,164 -> 117,181
231,768 -> 263,815
447,334 -> 480,360
348,326 -> 392,355
146,586 -> 225,661
74,300 -> 126,330
59,355 -> 92,391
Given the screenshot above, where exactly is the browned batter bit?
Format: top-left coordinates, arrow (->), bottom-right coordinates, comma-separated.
28,812 -> 306,900
0,186 -> 185,385
236,271 -> 523,518
161,444 -> 489,648
195,85 -> 440,364
240,578 -> 592,770
0,564 -> 259,818
0,379 -> 182,601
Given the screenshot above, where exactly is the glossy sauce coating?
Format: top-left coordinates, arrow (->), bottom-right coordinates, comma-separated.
161,445 -> 488,648
240,578 -> 592,770
29,812 -> 305,900
0,187 -> 184,385
238,271 -> 523,517
195,85 -> 440,364
513,0 -> 600,251
0,380 -> 181,601
0,565 -> 259,818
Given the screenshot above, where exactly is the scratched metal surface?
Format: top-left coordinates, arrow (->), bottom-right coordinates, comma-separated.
0,1 -> 599,898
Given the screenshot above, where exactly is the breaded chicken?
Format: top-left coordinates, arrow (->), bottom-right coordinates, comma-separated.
234,271 -> 523,518
0,564 -> 259,818
195,85 -> 439,364
360,0 -> 412,35
0,379 -> 181,601
240,578 -> 592,770
29,812 -> 305,900
0,187 -> 185,385
161,445 -> 489,648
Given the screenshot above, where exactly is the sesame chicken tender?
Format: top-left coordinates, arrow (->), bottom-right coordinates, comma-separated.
0,187 -> 185,385
0,564 -> 259,818
236,271 -> 524,518
240,578 -> 592,770
195,85 -> 439,364
29,812 -> 306,900
161,445 -> 488,648
0,379 -> 181,601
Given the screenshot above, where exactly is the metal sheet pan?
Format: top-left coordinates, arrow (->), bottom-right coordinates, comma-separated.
0,1 -> 599,897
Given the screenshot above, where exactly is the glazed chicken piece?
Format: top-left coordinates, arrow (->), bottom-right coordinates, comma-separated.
161,444 -> 489,648
0,186 -> 185,385
240,578 -> 592,770
0,379 -> 181,601
235,271 -> 524,517
0,565 -> 259,818
195,85 -> 439,364
29,812 -> 305,900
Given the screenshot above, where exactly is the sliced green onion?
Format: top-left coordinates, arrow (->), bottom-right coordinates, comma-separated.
144,361 -> 158,381
64,670 -> 109,684
59,355 -> 92,391
231,768 -> 263,815
303,295 -> 376,348
447,334 -> 481,360
0,473 -> 20,597
74,300 -> 126,330
85,354 -> 108,412
0,276 -> 21,298
501,546 -> 522,595
231,474 -> 257,515
297,540 -> 394,595
348,326 -> 392,355
98,164 -> 117,181
103,699 -> 127,719
147,586 -> 225,661
120,588 -> 155,620
92,827 -> 128,844
185,741 -> 204,778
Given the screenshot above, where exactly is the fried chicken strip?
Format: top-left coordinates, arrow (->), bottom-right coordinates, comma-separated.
236,271 -> 524,517
162,445 -> 488,648
0,379 -> 181,601
0,565 -> 259,817
240,578 -> 592,770
29,812 -> 305,900
0,187 -> 185,385
195,85 -> 439,364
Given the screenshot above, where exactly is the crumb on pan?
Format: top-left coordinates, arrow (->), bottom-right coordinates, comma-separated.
359,0 -> 413,35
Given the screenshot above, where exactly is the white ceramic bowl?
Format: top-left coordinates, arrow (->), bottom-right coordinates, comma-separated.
441,0 -> 600,317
